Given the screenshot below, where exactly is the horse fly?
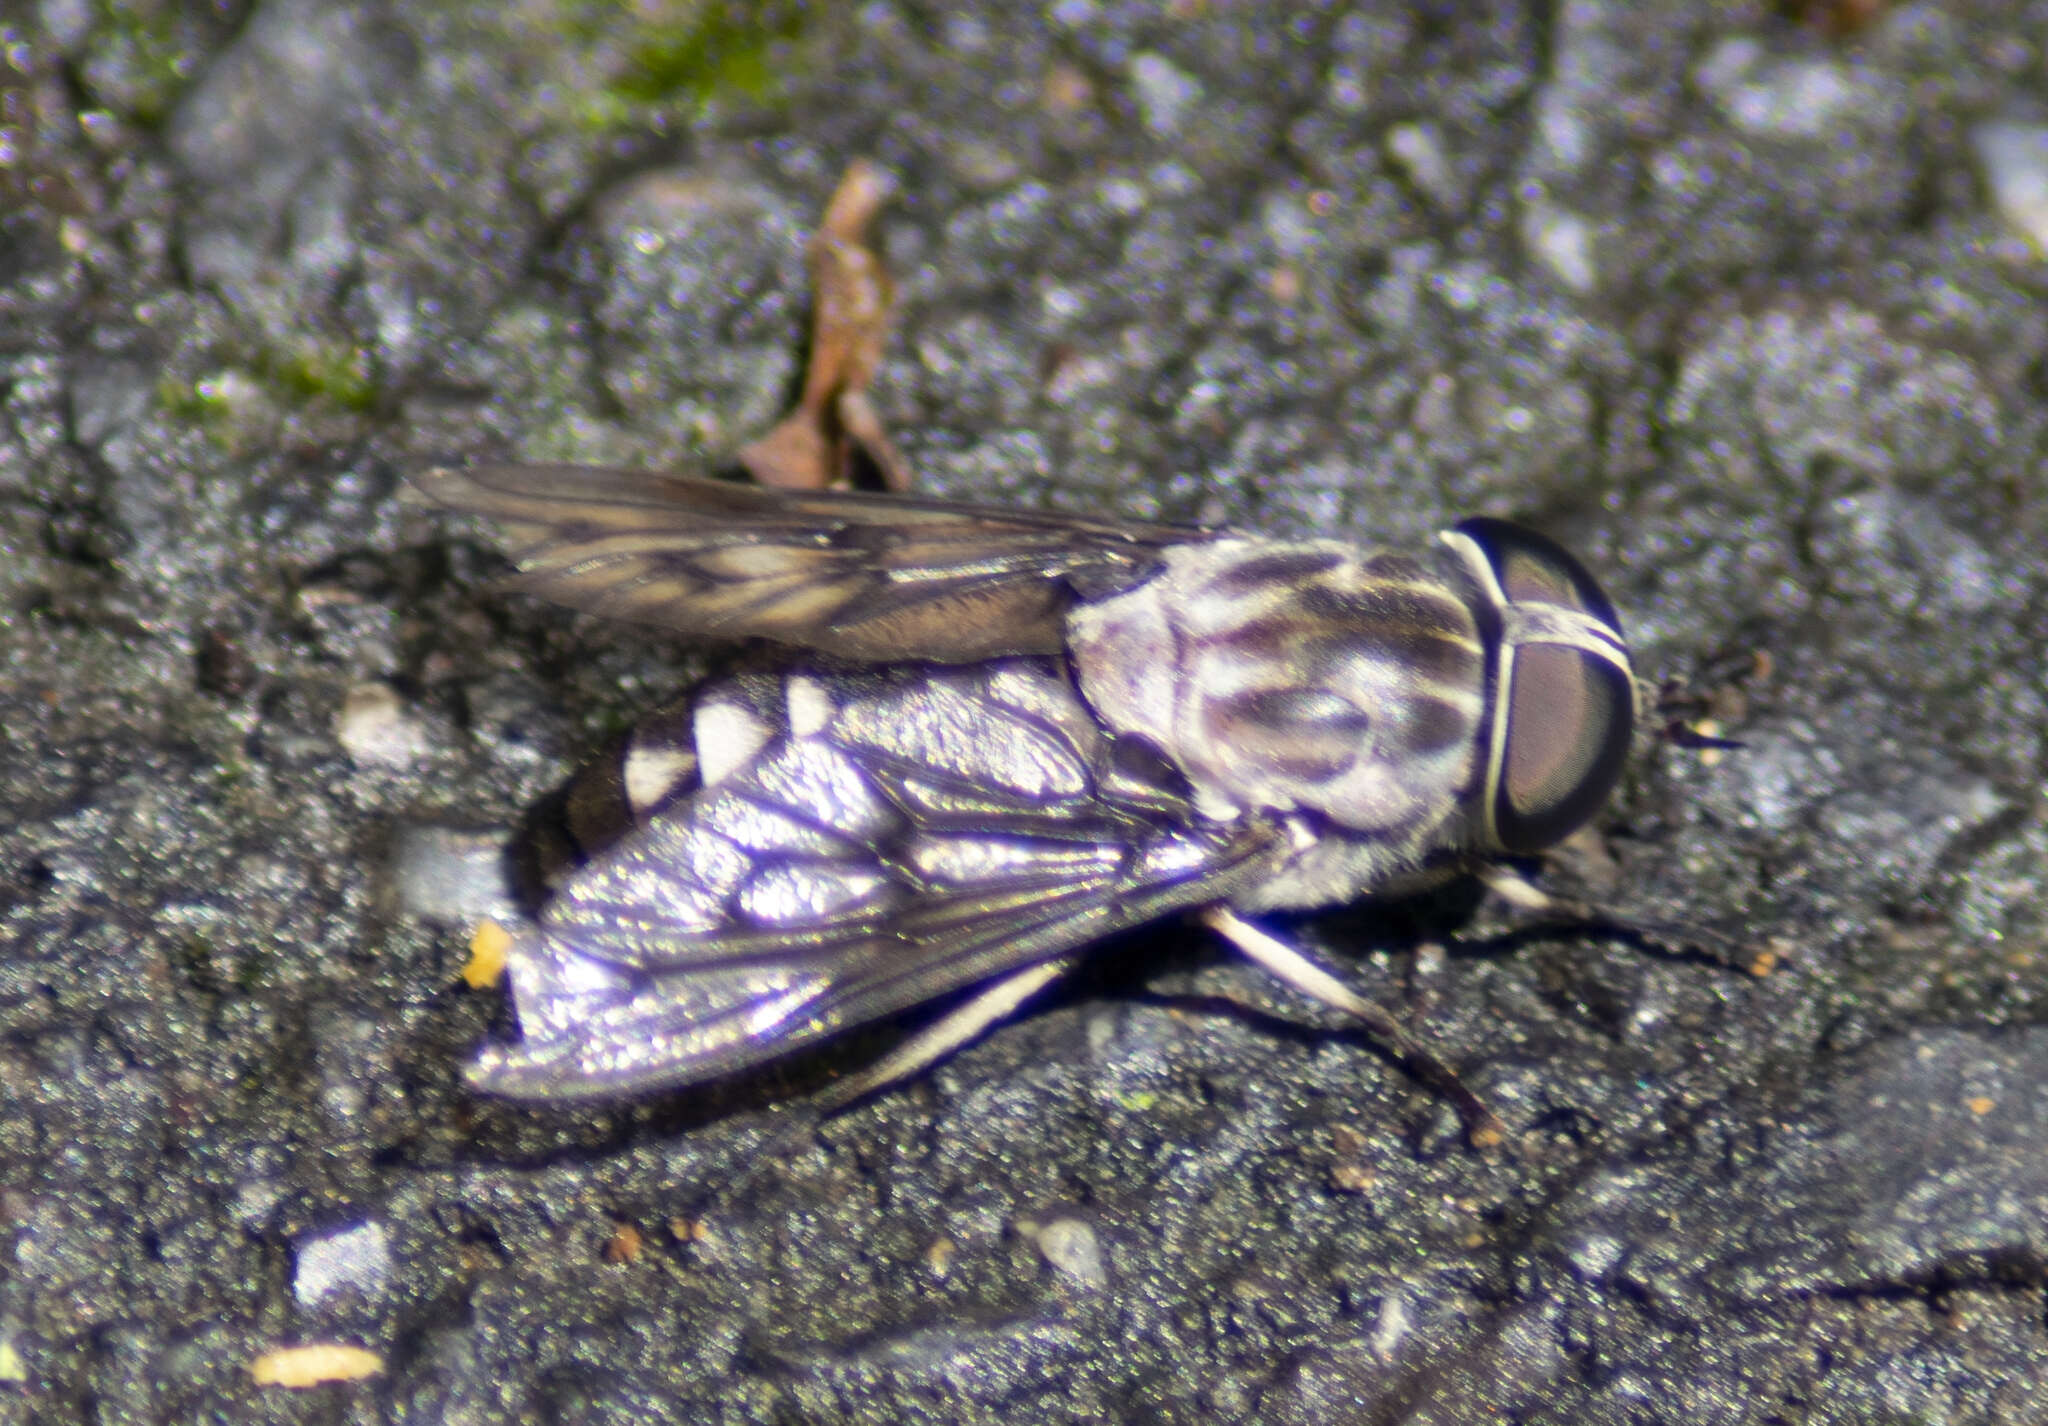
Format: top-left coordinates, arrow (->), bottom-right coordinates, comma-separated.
412,462 -> 1634,1138
412,168 -> 1633,1140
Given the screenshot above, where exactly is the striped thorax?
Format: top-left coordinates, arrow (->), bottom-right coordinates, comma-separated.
1069,518 -> 1635,911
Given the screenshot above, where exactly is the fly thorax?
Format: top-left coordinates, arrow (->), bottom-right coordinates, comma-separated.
1066,539 -> 1486,836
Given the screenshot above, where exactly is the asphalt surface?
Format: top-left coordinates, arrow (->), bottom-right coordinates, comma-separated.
4,1 -> 2048,1422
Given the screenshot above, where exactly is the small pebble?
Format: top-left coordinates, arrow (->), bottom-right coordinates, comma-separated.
1035,1216 -> 1108,1290
1130,53 -> 1200,137
335,683 -> 428,768
1972,122 -> 2048,254
292,1220 -> 392,1307
389,824 -> 519,925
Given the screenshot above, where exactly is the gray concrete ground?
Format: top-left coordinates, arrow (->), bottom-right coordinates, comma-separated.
3,1 -> 2047,1421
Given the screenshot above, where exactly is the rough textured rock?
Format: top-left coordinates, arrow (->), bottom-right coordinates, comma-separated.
2,2 -> 2045,1421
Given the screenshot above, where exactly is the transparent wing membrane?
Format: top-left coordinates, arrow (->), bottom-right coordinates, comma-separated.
467,661 -> 1278,1101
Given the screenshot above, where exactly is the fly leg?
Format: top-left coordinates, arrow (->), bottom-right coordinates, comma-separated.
1201,906 -> 1505,1147
816,957 -> 1083,1112
1473,862 -> 1758,971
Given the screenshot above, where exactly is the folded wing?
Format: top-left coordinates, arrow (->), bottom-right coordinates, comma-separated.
412,464 -> 1207,662
468,661 -> 1277,1102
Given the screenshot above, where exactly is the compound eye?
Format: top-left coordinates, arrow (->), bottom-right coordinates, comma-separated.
1494,643 -> 1634,854
1448,517 -> 1634,855
1453,516 -> 1622,631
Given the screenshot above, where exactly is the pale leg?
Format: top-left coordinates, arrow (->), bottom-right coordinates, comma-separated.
818,958 -> 1081,1110
1201,906 -> 1503,1146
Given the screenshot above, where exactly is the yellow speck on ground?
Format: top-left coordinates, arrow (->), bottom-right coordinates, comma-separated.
462,920 -> 513,989
249,1343 -> 384,1388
